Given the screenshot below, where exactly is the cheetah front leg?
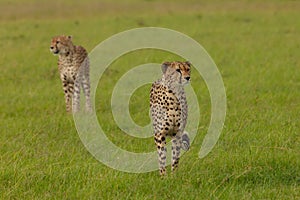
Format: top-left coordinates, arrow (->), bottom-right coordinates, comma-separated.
63,82 -> 73,113
171,133 -> 182,172
61,76 -> 73,113
154,132 -> 167,176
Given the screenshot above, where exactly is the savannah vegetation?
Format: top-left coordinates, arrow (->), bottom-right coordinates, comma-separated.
0,0 -> 299,199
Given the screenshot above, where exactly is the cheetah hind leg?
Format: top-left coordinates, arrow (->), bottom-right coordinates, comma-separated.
81,74 -> 92,113
72,77 -> 81,113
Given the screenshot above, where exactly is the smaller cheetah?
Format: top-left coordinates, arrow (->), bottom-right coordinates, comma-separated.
150,61 -> 191,176
50,35 -> 92,113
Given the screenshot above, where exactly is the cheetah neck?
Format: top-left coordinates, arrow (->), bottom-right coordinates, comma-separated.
58,45 -> 76,57
162,77 -> 185,97
58,53 -> 72,63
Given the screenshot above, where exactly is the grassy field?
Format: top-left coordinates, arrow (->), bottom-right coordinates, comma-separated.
1,0 -> 300,199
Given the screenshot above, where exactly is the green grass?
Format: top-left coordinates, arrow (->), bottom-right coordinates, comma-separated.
1,0 -> 300,199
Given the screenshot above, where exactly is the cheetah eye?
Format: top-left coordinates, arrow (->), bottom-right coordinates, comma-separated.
56,41 -> 60,44
176,69 -> 181,73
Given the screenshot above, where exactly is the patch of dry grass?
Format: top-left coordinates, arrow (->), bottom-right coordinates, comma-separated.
0,0 -> 300,21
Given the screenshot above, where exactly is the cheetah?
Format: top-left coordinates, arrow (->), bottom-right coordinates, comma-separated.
50,35 -> 92,113
150,61 -> 191,176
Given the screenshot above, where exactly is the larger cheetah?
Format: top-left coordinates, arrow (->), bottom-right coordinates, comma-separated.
150,61 -> 191,176
50,35 -> 91,113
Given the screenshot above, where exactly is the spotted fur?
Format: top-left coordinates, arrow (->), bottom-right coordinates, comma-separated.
50,35 -> 91,113
150,61 -> 191,176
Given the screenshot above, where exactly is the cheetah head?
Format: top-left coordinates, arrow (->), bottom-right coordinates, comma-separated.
161,61 -> 191,85
50,35 -> 74,55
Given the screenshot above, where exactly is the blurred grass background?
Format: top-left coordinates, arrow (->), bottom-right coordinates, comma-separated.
0,0 -> 299,199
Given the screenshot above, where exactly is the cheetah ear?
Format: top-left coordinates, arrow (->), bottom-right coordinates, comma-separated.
161,62 -> 171,74
185,61 -> 191,66
68,35 -> 72,40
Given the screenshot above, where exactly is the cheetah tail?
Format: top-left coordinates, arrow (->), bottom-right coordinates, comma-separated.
181,131 -> 190,151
